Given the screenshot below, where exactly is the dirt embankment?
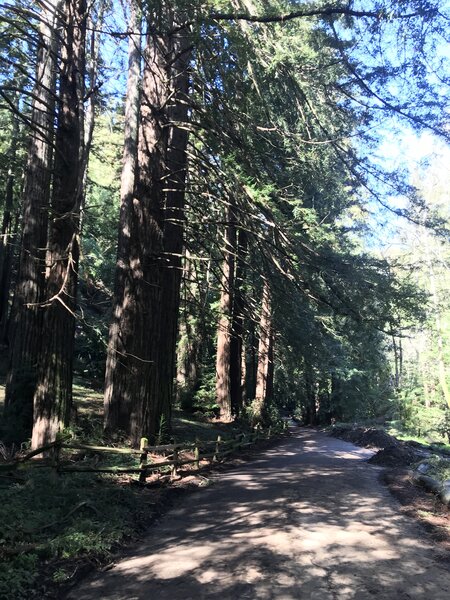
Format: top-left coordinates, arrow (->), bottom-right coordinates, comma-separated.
330,426 -> 429,467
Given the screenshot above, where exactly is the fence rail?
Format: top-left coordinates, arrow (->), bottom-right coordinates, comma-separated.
0,422 -> 289,483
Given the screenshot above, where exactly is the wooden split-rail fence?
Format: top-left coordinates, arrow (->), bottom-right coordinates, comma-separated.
0,422 -> 289,483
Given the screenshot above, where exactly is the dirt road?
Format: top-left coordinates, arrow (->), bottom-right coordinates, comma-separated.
68,428 -> 450,599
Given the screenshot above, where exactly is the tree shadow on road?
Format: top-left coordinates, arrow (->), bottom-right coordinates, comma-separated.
69,429 -> 450,600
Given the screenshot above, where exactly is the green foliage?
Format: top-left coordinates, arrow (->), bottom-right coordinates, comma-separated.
388,147 -> 450,442
80,108 -> 121,287
241,399 -> 283,428
0,467 -> 154,599
0,553 -> 38,600
192,371 -> 219,415
418,455 -> 450,483
2,0 -> 448,457
73,106 -> 123,380
400,400 -> 450,443
52,568 -> 71,584
155,413 -> 168,445
74,315 -> 109,380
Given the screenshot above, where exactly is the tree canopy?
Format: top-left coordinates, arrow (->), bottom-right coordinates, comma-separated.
0,0 -> 449,447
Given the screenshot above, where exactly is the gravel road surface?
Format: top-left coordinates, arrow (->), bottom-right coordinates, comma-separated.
68,428 -> 450,599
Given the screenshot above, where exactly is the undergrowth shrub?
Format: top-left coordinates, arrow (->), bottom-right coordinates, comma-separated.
0,466 -> 151,599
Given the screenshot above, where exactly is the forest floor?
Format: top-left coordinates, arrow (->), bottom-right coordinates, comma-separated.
0,375 -> 280,600
1,371 -> 449,598
65,428 -> 450,600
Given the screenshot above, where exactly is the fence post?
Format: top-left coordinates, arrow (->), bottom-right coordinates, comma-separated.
194,438 -> 200,470
214,435 -> 221,462
139,437 -> 148,484
171,446 -> 179,479
267,426 -> 271,439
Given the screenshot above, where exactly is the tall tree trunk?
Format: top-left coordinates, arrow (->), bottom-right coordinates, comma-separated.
330,374 -> 343,422
104,0 -> 142,432
241,336 -> 247,406
31,0 -> 87,449
230,228 -> 247,417
176,251 -> 195,399
105,13 -> 174,444
266,325 -> 274,402
79,0 -> 106,230
0,101 -> 20,345
303,368 -> 317,425
253,279 -> 273,423
215,201 -> 237,422
4,1 -> 61,438
126,28 -> 167,443
246,319 -> 257,401
156,27 -> 191,434
392,333 -> 400,390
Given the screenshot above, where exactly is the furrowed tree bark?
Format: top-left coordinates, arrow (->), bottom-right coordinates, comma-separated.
0,101 -> 20,345
122,28 -> 168,443
266,322 -> 274,402
230,228 -> 247,417
79,0 -> 106,229
241,334 -> 247,406
104,0 -> 142,432
245,318 -> 257,401
156,27 -> 191,435
4,1 -> 62,439
215,200 -> 237,422
253,278 -> 273,423
105,14 -> 171,445
31,0 -> 87,449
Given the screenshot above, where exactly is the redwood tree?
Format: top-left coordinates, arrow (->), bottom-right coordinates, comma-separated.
4,0 -> 62,439
157,28 -> 191,431
104,0 -> 143,432
31,0 -> 88,448
0,99 -> 20,344
215,201 -> 237,422
229,227 -> 247,417
104,6 -> 192,444
253,278 -> 274,423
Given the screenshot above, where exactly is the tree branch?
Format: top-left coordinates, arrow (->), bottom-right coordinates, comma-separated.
209,5 -> 434,24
